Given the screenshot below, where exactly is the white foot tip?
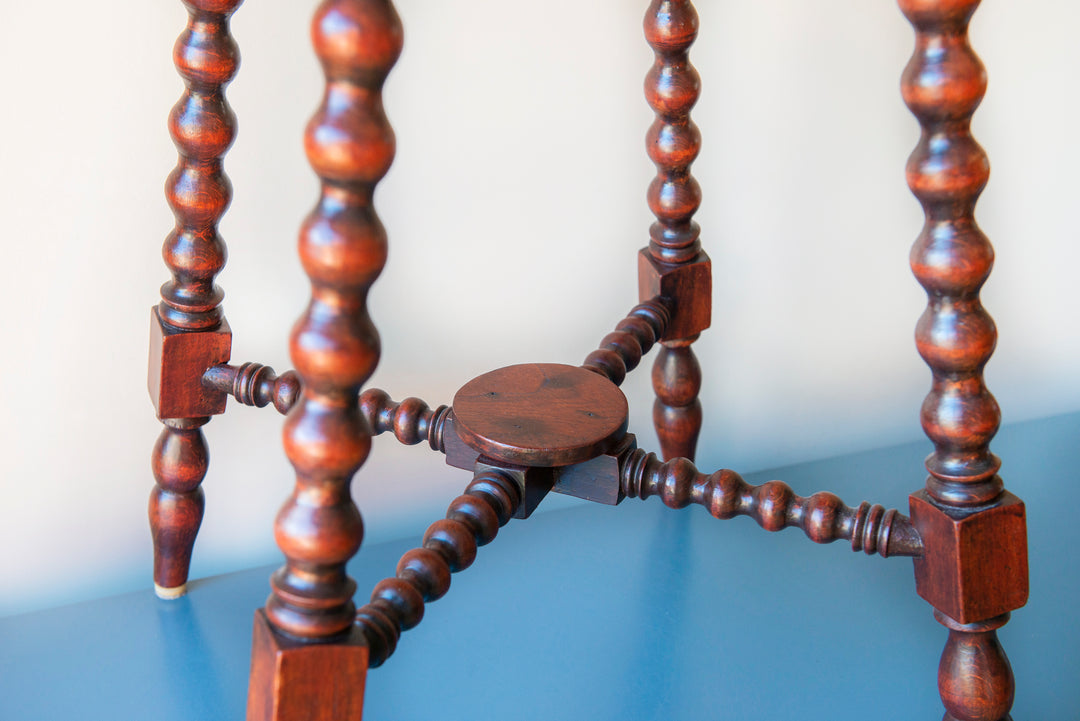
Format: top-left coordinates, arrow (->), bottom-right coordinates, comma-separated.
155,583 -> 187,600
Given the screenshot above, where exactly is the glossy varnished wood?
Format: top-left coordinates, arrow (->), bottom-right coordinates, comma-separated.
581,298 -> 670,386
248,1 -> 402,718
203,362 -> 300,415
640,0 -> 710,462
452,364 -> 629,468
353,470 -> 522,667
359,389 -> 450,450
899,0 -> 1028,718
148,0 -> 242,599
621,448 -> 923,558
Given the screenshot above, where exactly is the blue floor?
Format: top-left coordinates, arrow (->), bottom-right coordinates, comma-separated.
2,413 -> 1077,720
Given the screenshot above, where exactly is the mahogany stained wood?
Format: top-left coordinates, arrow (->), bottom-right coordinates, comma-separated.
248,1 -> 402,718
899,0 -> 1028,718
148,0 -> 242,598
452,363 -> 629,468
203,362 -> 300,415
621,448 -> 923,558
640,0 -> 709,463
247,610 -> 368,721
263,0 -> 402,642
127,0 -> 1032,716
581,298 -> 670,386
353,470 -> 522,667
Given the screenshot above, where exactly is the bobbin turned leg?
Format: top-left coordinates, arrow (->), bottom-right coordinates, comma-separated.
899,0 -> 1029,718
639,0 -> 711,462
147,0 -> 241,599
246,1 -> 402,718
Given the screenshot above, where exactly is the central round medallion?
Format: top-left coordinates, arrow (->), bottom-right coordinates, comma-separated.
451,363 -> 629,468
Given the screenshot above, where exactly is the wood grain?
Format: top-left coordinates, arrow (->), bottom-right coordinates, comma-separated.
899,0 -> 1027,717
148,0 -> 242,598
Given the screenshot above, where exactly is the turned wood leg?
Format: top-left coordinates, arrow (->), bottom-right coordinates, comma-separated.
147,0 -> 241,599
247,1 -> 402,718
899,1 -> 1029,718
638,0 -> 711,463
149,419 -> 209,598
652,340 -> 702,461
937,613 -> 1015,721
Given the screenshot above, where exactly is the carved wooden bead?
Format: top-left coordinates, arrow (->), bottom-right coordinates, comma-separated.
148,0 -> 242,603
754,481 -> 795,533
581,299 -> 671,386
354,605 -> 397,664
370,577 -> 425,631
149,418 -> 210,592
422,519 -> 477,573
652,342 -> 703,460
159,1 -> 240,331
641,0 -> 708,465
151,419 -> 210,495
582,348 -> 627,386
355,471 -> 522,667
359,388 -> 449,450
622,449 -> 922,557
698,468 -> 743,520
269,0 -> 402,641
937,613 -> 1015,721
465,473 -> 521,526
601,331 -> 643,369
901,0 -> 1001,507
802,492 -> 844,545
644,0 -> 702,264
396,548 -> 452,602
273,492 -> 364,567
202,362 -> 301,414
446,494 -> 500,546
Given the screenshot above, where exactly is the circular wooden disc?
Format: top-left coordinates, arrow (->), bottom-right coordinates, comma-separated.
452,363 -> 629,468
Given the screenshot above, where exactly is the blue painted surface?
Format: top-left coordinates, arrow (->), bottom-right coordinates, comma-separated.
1,413 -> 1076,720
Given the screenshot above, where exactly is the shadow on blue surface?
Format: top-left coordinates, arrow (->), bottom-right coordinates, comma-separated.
1,412 -> 1076,720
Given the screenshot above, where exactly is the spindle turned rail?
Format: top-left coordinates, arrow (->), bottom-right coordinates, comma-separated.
146,1 -> 1028,719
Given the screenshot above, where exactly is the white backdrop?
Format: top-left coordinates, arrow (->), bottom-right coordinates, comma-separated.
1,0 -> 1077,617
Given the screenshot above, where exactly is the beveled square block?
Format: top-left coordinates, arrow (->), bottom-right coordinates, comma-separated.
148,307 -> 232,419
247,610 -> 368,721
552,435 -> 637,505
638,249 -> 712,341
910,489 -> 1028,624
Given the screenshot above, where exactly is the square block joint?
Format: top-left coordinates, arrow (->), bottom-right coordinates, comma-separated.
552,435 -> 637,505
638,249 -> 712,341
247,609 -> 369,721
474,459 -> 553,520
148,307 -> 232,419
909,489 -> 1029,624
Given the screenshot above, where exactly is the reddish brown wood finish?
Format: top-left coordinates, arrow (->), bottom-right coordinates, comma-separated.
452,364 -> 629,468
581,298 -> 670,386
265,0 -> 401,641
621,448 -> 923,557
203,362 -> 300,415
249,1 -> 402,718
354,470 -> 521,667
899,0 -> 1028,718
247,610 -> 368,721
641,0 -> 711,463
359,389 -> 450,450
149,417 -> 210,596
936,612 -> 1014,721
651,341 -> 702,462
148,0 -> 242,599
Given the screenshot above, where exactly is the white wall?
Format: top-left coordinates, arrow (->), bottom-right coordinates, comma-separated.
1,0 -> 1077,617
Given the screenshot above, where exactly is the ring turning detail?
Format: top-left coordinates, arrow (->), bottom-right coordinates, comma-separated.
141,0 -> 1030,719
